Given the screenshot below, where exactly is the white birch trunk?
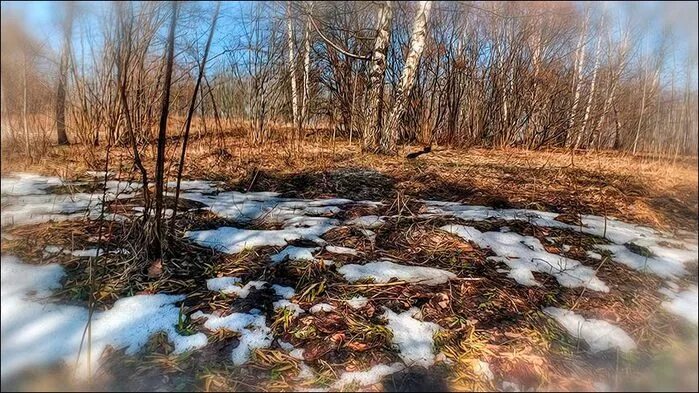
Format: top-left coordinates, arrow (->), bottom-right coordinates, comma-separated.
378,0 -> 432,155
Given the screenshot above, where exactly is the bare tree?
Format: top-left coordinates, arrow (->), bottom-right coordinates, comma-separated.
55,1 -> 75,145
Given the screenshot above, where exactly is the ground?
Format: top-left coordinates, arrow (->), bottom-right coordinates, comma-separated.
1,135 -> 697,391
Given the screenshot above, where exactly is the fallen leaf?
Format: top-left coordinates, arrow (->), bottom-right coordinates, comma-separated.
148,259 -> 163,278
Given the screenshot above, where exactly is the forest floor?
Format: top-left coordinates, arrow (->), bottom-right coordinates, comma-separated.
1,135 -> 698,392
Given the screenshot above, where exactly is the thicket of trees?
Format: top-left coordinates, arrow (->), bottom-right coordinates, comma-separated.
1,1 -> 697,159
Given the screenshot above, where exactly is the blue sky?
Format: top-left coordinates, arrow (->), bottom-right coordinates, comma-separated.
2,1 -> 697,85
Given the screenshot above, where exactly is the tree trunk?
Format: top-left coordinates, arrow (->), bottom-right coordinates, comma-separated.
287,1 -> 299,136
362,1 -> 393,152
378,1 -> 432,155
566,10 -> 588,146
575,31 -> 602,150
55,1 -> 74,145
153,1 -> 179,256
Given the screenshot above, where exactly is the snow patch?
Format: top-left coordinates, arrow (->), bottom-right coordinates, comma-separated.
271,284 -> 296,299
325,245 -> 359,256
346,296 -> 369,309
199,311 -> 272,365
383,307 -> 441,367
543,307 -> 636,353
331,363 -> 405,390
660,285 -> 698,325
346,215 -> 385,229
338,260 -> 456,285
206,277 -> 267,298
1,256 -> 207,380
309,303 -> 336,313
442,225 -> 608,292
270,245 -> 319,264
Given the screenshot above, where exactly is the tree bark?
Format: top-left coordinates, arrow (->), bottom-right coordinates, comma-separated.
56,1 -> 74,145
153,1 -> 178,256
362,1 -> 393,152
378,1 -> 432,155
287,1 -> 300,136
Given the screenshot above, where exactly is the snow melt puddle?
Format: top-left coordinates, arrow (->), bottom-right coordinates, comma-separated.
0,255 -> 207,380
427,201 -> 698,280
442,225 -> 609,292
543,307 -> 636,353
338,260 -> 456,285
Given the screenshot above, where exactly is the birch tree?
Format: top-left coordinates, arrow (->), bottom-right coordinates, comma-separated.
378,1 -> 432,155
362,1 -> 393,152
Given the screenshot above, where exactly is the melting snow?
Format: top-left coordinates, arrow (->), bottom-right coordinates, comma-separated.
1,174 -> 140,228
309,303 -> 336,313
331,362 -> 405,390
270,246 -> 319,264
325,245 -> 359,255
595,244 -> 689,279
186,224 -> 334,254
442,225 -> 608,292
198,311 -> 272,365
273,300 -> 305,317
346,296 -> 369,309
346,215 -> 385,229
271,284 -> 296,299
206,277 -> 267,298
1,256 -> 208,380
383,307 -> 441,367
543,307 -> 636,353
338,260 -> 456,285
473,360 -> 494,380
660,285 -> 698,325
426,202 -> 697,279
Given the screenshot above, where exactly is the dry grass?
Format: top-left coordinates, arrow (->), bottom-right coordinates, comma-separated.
1,133 -> 697,392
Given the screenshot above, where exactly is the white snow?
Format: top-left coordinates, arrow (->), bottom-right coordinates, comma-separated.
70,248 -> 104,258
346,215 -> 385,229
473,360 -> 494,380
660,285 -> 698,325
543,307 -> 636,353
1,173 -> 63,196
199,311 -> 273,365
206,277 -> 266,298
289,348 -> 305,360
330,362 -> 405,390
273,300 -> 305,317
425,201 -> 698,280
338,260 -> 456,285
270,246 -> 319,264
1,174 -> 141,228
442,225 -> 608,292
185,223 -> 334,254
346,296 -> 369,309
358,229 -> 377,242
325,245 -> 359,256
271,284 -> 296,299
309,303 -> 336,313
177,189 -> 350,226
1,255 -> 208,380
595,244 -> 688,279
587,251 -> 603,260
383,307 -> 441,367
85,171 -> 113,178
